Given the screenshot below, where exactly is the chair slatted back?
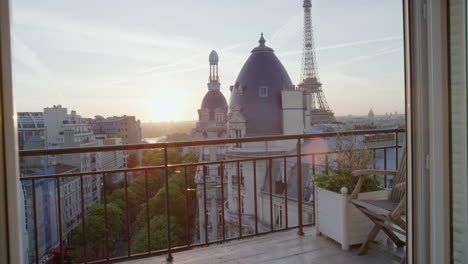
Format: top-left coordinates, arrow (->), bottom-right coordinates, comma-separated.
389,144 -> 407,203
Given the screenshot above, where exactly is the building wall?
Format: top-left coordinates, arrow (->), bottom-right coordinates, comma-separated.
44,106 -> 68,148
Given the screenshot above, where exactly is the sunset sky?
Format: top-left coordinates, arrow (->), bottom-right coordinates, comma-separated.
11,0 -> 404,122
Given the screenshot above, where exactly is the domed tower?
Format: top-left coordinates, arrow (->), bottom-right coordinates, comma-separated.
224,34 -> 311,236
228,33 -> 295,137
193,50 -> 228,243
198,50 -> 228,126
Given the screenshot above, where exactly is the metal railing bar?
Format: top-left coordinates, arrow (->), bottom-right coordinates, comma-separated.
202,165 -> 208,245
296,139 -> 304,236
144,170 -> 151,254
283,157 -> 288,229
163,147 -> 173,261
103,174 -> 110,262
124,171 -> 131,257
19,145 -> 404,181
395,132 -> 399,168
253,160 -> 258,235
80,175 -> 87,263
19,129 -> 405,157
220,163 -> 226,241
325,154 -> 329,175
56,177 -> 64,264
384,149 -> 388,187
184,166 -> 190,247
32,179 -> 39,264
373,149 -> 377,169
268,158 -> 273,232
237,161 -> 242,238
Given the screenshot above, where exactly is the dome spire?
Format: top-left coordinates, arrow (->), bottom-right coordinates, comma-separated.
209,50 -> 219,65
208,50 -> 220,90
252,32 -> 274,53
259,32 -> 266,47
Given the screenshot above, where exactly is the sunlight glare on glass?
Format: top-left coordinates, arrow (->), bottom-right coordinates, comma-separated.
304,137 -> 329,165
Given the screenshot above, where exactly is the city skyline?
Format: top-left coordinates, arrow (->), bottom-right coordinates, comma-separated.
11,0 -> 404,122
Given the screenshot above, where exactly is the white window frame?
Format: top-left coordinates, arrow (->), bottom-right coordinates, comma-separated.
259,86 -> 268,97
407,0 -> 451,263
1,0 -> 23,262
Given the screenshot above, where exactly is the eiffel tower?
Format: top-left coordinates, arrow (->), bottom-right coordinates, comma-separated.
298,0 -> 336,124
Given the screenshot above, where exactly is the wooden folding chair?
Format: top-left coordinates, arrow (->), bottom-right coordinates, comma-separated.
350,146 -> 407,262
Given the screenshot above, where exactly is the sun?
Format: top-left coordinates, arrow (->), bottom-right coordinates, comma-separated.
151,90 -> 183,122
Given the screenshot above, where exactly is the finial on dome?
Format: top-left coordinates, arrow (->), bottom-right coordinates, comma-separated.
259,32 -> 266,47
252,32 -> 274,53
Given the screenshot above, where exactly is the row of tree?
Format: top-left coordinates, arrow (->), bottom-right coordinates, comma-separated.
73,150 -> 198,260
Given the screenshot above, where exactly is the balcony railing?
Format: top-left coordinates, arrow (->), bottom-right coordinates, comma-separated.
19,128 -> 404,264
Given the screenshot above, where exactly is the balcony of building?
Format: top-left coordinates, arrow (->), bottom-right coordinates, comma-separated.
18,128 -> 405,264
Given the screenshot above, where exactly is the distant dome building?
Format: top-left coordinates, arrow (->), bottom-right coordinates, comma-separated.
192,50 -> 228,242
368,108 -> 375,120
229,33 -> 295,136
224,34 -> 313,236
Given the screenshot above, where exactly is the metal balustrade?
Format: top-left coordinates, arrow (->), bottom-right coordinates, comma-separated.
19,128 -> 404,264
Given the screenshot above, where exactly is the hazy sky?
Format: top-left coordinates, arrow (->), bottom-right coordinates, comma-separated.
11,0 -> 404,122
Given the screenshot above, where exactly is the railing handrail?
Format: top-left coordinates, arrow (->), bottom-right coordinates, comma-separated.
19,128 -> 404,157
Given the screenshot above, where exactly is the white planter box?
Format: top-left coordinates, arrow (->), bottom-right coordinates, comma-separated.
315,187 -> 389,250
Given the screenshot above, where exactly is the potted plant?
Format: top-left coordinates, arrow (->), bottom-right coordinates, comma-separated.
313,135 -> 388,250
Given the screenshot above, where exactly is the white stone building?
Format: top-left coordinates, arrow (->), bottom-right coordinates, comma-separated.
223,35 -> 314,236
192,50 -> 228,242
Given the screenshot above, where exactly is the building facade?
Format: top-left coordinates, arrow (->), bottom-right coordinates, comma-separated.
223,35 -> 313,236
89,115 -> 142,167
192,51 -> 228,242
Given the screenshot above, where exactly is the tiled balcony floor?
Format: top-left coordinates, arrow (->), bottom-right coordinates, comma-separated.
122,227 -> 403,264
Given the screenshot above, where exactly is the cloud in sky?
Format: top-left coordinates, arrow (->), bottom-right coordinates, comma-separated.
11,0 -> 405,121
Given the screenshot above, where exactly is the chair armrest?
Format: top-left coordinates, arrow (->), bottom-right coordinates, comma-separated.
352,169 -> 397,177
349,170 -> 397,200
394,182 -> 406,191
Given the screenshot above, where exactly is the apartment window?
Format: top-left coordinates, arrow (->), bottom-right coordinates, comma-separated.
259,86 -> 268,97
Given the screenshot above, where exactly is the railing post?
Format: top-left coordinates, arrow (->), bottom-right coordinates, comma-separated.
296,139 -> 304,236
124,172 -> 131,257
384,148 -> 388,187
220,163 -> 226,241
79,176 -> 87,263
237,161 -> 242,238
202,165 -> 208,244
253,160 -> 258,235
395,132 -> 399,169
184,166 -> 190,247
269,158 -> 273,232
32,180 -> 39,264
164,147 -> 173,261
102,174 -> 110,262
283,157 -> 288,229
144,170 -> 151,253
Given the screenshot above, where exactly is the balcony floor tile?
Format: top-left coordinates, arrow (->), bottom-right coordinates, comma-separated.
121,227 -> 401,264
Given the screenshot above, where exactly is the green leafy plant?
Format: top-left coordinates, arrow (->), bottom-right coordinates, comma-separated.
313,135 -> 382,194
